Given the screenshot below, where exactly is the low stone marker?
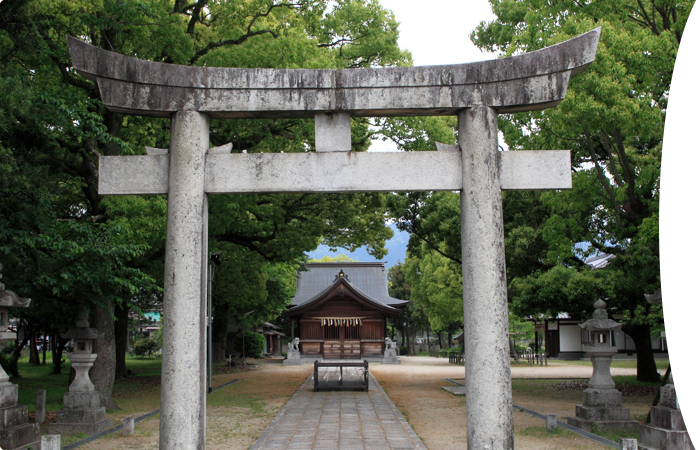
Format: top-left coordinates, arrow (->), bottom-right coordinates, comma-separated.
123,416 -> 135,436
381,337 -> 400,364
283,337 -> 302,366
566,300 -> 638,433
546,414 -> 557,431
36,389 -> 46,424
49,311 -> 113,435
638,376 -> 694,449
0,264 -> 40,449
41,435 -> 61,450
619,437 -> 638,450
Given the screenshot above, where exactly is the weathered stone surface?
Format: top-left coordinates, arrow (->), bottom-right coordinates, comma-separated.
566,415 -> 639,433
650,405 -> 687,431
576,404 -> 631,421
459,107 -> 513,450
546,413 -> 557,431
0,404 -> 28,429
66,29 -> 600,118
620,438 -> 639,450
315,112 -> 351,152
0,422 -> 40,450
35,390 -> 46,425
661,384 -> 678,409
100,149 -> 571,196
499,150 -> 571,190
123,416 -> 135,436
441,386 -> 467,396
98,155 -> 169,195
582,388 -> 623,407
160,111 -> 209,450
55,406 -> 106,424
41,435 -> 61,450
640,423 -> 695,450
49,419 -> 112,436
62,391 -> 100,409
0,383 -> 17,408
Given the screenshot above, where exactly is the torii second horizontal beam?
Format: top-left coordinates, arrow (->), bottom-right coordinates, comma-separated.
98,150 -> 571,195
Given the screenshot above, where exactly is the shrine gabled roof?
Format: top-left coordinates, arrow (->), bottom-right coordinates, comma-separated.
286,262 -> 408,315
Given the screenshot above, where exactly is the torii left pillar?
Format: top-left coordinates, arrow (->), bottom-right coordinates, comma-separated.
160,111 -> 209,448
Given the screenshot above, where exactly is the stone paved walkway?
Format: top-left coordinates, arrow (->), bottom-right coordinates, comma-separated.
250,371 -> 427,450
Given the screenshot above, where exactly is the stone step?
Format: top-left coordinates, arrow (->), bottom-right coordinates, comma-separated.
650,406 -> 688,431
640,424 -> 695,450
49,418 -> 113,436
0,423 -> 40,450
638,444 -> 660,450
0,404 -> 29,430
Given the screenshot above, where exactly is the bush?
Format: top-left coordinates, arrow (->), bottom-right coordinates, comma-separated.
0,348 -> 18,378
399,346 -> 408,356
231,331 -> 265,359
133,337 -> 159,358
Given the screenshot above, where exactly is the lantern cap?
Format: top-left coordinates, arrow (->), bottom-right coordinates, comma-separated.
61,311 -> 104,340
0,264 -> 31,308
579,299 -> 621,331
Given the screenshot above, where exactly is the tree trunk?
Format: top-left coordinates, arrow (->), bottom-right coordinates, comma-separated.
426,326 -> 431,353
29,337 -> 40,366
405,322 -> 410,355
437,332 -> 442,348
623,324 -> 660,382
52,336 -> 68,375
211,302 -> 229,363
114,302 -> 130,379
509,337 -> 520,363
91,301 -> 120,409
13,335 -> 28,360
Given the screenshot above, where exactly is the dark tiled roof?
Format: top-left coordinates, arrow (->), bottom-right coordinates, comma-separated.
291,262 -> 408,309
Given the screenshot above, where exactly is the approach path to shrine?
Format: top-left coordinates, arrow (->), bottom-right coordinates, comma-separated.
250,371 -> 427,450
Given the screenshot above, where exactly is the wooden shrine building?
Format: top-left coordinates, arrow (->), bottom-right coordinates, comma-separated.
284,262 -> 408,359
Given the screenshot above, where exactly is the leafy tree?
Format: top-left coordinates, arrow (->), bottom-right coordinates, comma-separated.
403,244 -> 463,335
1,0 -> 412,405
231,331 -> 265,360
133,337 -> 159,359
466,0 -> 689,381
309,254 -> 358,263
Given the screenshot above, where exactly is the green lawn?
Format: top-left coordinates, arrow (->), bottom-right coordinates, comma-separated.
552,359 -> 671,370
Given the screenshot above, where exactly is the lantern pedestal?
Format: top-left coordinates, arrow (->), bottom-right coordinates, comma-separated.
566,300 -> 639,433
638,380 -> 694,450
49,312 -> 112,435
0,265 -> 40,450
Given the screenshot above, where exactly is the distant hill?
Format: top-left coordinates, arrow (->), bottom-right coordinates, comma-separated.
306,224 -> 409,268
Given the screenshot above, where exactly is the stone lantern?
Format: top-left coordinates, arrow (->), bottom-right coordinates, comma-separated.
0,264 -> 40,450
49,311 -> 112,435
567,300 -> 638,432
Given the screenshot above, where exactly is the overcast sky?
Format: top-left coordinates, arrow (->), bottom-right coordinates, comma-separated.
377,0 -> 498,66
369,1 -> 498,152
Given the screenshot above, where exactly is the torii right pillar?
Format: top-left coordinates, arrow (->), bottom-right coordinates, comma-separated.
459,107 -> 514,449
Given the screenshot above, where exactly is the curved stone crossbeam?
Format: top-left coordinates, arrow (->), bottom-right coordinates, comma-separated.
67,28 -> 599,118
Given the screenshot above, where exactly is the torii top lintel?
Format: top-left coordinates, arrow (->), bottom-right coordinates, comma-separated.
67,28 -> 599,119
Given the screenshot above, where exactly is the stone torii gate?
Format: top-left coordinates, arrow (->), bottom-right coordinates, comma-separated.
67,28 -> 599,450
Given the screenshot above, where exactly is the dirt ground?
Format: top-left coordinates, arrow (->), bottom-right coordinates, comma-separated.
371,356 -> 657,450
74,356 -> 656,449
76,359 -> 313,450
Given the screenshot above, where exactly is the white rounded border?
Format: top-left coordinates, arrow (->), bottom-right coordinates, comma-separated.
661,6 -> 696,436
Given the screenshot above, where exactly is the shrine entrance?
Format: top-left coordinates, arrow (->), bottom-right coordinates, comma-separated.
290,262 -> 403,360
67,27 -> 600,450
